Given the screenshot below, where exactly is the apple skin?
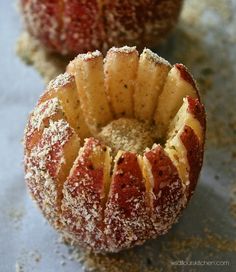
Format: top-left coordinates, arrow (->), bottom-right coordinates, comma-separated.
20,0 -> 183,56
24,99 -> 64,153
180,125 -> 204,200
186,96 -> 206,129
144,145 -> 185,235
104,152 -> 154,252
20,0 -> 63,52
184,96 -> 206,199
61,138 -> 109,251
175,64 -> 198,91
25,118 -> 76,229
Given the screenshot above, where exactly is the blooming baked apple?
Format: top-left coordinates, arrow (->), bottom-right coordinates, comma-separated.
24,46 -> 206,252
19,0 -> 183,56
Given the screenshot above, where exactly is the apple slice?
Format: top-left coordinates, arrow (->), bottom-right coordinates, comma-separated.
134,48 -> 171,123
39,72 -> 91,140
68,51 -> 113,134
25,116 -> 80,229
167,96 -> 205,142
104,46 -> 139,118
154,64 -> 198,138
165,96 -> 205,199
61,138 -> 112,251
24,97 -> 65,154
142,145 -> 185,234
104,151 -> 153,252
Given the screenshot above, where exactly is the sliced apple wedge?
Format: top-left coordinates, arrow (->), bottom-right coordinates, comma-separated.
154,64 -> 198,138
104,151 -> 153,252
142,145 -> 185,234
165,96 -> 205,199
134,49 -> 171,123
24,98 -> 66,154
104,46 -> 139,118
39,72 -> 91,140
61,138 -> 112,251
25,115 -> 80,229
68,51 -> 113,134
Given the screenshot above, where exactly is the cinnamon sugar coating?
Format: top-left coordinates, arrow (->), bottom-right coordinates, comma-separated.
24,47 -> 206,252
20,0 -> 183,55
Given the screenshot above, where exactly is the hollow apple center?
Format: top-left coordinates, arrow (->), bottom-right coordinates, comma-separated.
97,118 -> 158,155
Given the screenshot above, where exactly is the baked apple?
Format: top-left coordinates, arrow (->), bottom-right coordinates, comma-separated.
24,46 -> 206,252
19,0 -> 183,56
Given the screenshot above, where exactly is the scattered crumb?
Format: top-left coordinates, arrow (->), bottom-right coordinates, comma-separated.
60,260 -> 66,266
15,262 -> 24,272
30,250 -> 42,263
16,249 -> 42,272
8,208 -> 24,229
51,229 -> 236,272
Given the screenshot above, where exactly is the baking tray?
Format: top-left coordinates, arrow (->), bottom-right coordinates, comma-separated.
0,0 -> 235,271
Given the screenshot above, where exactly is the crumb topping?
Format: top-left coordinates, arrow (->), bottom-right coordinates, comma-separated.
98,118 -> 157,155
143,48 -> 171,66
109,46 -> 137,54
25,98 -> 63,143
25,119 -> 73,227
77,50 -> 102,61
48,72 -> 74,90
